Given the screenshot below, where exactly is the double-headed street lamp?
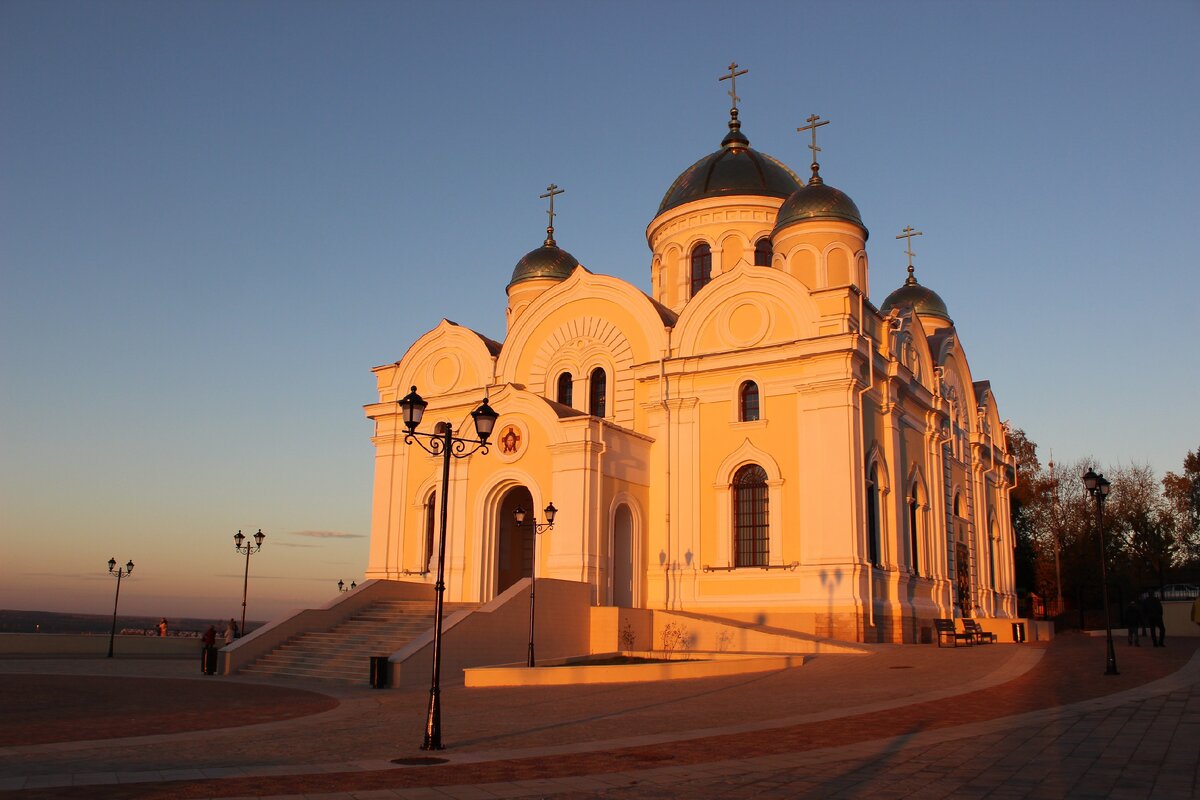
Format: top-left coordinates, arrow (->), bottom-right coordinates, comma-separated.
106,558 -> 134,658
337,579 -> 357,593
398,385 -> 498,751
514,502 -> 558,668
1082,468 -> 1118,676
233,528 -> 266,637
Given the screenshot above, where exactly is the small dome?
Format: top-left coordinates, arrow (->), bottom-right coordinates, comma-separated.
772,178 -> 867,236
657,111 -> 803,216
508,243 -> 579,289
881,272 -> 952,323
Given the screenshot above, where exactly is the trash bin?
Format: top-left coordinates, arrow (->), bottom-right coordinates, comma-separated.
1011,622 -> 1026,643
369,656 -> 390,689
201,645 -> 218,675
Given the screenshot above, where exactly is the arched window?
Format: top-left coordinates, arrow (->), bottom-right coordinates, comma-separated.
589,367 -> 607,417
738,381 -> 760,422
754,237 -> 772,267
424,492 -> 437,572
733,464 -> 769,567
556,371 -> 573,407
908,493 -> 920,575
866,466 -> 881,566
690,243 -> 712,296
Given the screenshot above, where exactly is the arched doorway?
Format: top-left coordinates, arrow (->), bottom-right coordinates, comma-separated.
612,504 -> 634,607
496,486 -> 534,595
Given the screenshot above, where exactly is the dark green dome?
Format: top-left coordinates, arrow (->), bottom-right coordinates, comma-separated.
657,111 -> 803,216
772,178 -> 867,237
508,242 -> 579,289
881,271 -> 952,323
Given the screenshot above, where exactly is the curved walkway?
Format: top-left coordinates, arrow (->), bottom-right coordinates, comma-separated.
0,634 -> 1196,799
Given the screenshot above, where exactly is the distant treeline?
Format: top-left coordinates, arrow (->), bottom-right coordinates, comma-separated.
0,609 -> 262,636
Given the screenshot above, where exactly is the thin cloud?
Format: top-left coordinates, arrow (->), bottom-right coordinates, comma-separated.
289,530 -> 365,540
273,542 -> 319,549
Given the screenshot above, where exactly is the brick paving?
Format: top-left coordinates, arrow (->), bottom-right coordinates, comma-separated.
0,633 -> 1196,799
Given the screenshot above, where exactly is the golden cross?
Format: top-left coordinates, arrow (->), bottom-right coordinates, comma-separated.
797,114 -> 830,165
719,62 -> 748,111
896,225 -> 923,279
540,183 -> 564,244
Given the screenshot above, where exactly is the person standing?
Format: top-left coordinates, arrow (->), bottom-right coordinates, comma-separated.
223,619 -> 236,647
157,618 -> 168,637
1125,600 -> 1141,646
1144,591 -> 1165,647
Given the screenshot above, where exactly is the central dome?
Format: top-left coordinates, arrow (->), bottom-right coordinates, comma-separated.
657,111 -> 803,216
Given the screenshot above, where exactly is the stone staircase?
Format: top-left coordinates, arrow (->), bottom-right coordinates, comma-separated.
240,599 -> 475,683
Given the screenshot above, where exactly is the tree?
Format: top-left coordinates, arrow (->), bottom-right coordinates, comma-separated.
1162,446 -> 1200,566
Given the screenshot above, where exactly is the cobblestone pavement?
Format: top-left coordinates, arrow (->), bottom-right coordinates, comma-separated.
0,634 -> 1196,799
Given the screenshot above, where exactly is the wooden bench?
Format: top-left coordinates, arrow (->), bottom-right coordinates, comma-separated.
934,618 -> 972,647
963,619 -> 997,644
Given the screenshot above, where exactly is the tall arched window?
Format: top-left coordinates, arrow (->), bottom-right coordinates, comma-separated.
866,466 -> 881,566
754,237 -> 772,267
733,464 -> 769,567
589,367 -> 607,417
424,492 -> 437,572
556,371 -> 573,407
738,381 -> 760,422
690,243 -> 712,296
908,492 -> 920,575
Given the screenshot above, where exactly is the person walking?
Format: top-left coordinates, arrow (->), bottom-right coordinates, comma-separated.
1144,591 -> 1165,647
1125,600 -> 1141,646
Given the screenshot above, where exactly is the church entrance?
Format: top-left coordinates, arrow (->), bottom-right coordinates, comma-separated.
496,487 -> 534,595
612,504 -> 634,607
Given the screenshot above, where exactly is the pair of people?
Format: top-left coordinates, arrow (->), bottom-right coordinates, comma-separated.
201,618 -> 240,647
1134,591 -> 1165,647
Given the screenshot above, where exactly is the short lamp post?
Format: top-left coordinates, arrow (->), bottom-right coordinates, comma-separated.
337,579 -> 357,593
513,502 -> 557,668
1082,468 -> 1118,676
233,528 -> 266,637
398,385 -> 498,751
106,558 -> 134,658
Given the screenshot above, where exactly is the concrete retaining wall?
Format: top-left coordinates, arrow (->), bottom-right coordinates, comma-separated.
388,578 -> 592,688
0,633 -> 200,658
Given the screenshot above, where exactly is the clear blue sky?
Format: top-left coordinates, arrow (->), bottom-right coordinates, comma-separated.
2,1 -> 1197,620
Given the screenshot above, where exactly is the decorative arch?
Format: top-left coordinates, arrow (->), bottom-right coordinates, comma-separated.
378,319 -> 498,403
711,439 -> 785,569
471,468 -> 551,600
675,262 -> 821,358
607,492 -> 644,607
906,464 -> 930,576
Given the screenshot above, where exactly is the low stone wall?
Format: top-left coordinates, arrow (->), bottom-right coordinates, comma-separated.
0,633 -> 200,658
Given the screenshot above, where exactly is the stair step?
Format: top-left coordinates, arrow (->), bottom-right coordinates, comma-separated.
238,598 -> 476,683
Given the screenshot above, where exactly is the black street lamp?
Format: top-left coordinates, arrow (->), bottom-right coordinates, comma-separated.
1082,468 -> 1118,676
233,528 -> 266,637
337,579 -> 357,593
514,502 -> 558,668
398,385 -> 498,751
106,558 -> 134,658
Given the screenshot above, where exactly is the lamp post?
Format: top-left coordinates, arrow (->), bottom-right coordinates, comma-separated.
337,579 -> 357,593
233,528 -> 265,637
513,502 -> 557,668
1082,468 -> 1118,676
397,385 -> 498,751
106,558 -> 134,658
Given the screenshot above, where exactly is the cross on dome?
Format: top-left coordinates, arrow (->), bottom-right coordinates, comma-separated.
896,225 -> 923,284
540,183 -> 564,246
719,62 -> 748,112
797,114 -> 830,184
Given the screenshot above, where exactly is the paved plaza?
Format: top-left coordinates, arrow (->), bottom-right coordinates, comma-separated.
0,633 -> 1196,799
